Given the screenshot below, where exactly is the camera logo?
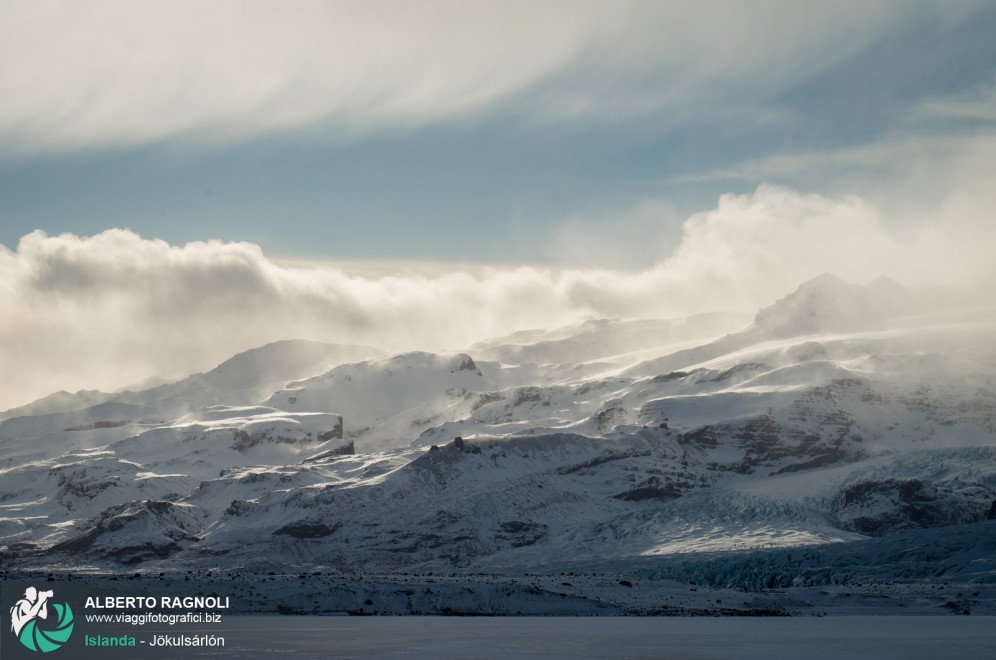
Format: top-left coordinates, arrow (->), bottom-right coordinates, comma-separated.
9,586 -> 75,653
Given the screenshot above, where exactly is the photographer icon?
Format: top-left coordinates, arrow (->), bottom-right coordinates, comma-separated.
10,586 -> 54,638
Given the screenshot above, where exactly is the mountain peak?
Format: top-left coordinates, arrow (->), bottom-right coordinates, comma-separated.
797,271 -> 849,290
753,274 -> 909,336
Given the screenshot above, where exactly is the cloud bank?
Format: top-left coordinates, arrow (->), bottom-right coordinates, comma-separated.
2,184 -> 988,411
0,0 -> 961,152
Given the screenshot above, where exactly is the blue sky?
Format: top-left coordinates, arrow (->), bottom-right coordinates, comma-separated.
2,1 -> 996,409
2,1 -> 994,266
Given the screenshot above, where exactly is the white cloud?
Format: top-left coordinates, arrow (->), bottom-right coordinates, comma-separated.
2,183 -> 988,411
541,199 -> 683,269
665,117 -> 996,259
0,0 -> 952,152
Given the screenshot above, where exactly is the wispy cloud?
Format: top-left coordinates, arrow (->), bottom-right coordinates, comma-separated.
0,0 -> 959,153
671,134 -> 981,185
915,76 -> 996,123
540,199 -> 684,269
664,129 -> 996,246
2,183 -> 989,410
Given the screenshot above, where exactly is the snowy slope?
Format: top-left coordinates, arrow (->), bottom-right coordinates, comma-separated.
2,275 -> 995,608
0,340 -> 381,422
470,312 -> 751,366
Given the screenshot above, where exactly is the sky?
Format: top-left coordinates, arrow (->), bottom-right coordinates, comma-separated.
1,0 -> 996,409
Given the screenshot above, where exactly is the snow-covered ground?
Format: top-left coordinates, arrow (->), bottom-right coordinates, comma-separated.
2,274 -> 995,615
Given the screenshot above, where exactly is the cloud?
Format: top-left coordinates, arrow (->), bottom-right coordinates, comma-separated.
541,199 -> 684,269
2,183 -> 989,411
0,0 -> 958,153
662,71 -> 996,252
915,75 -> 996,123
676,130 -> 996,194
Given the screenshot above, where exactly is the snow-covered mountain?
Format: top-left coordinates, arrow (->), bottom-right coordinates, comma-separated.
0,340 -> 382,422
2,275 -> 995,613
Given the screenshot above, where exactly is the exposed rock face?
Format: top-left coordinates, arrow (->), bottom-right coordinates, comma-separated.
318,417 -> 344,441
835,479 -> 996,536
675,398 -> 863,477
454,356 -> 482,375
305,441 -> 355,462
272,520 -> 341,539
230,415 -> 344,452
47,500 -> 204,565
496,521 -> 547,547
613,477 -> 686,502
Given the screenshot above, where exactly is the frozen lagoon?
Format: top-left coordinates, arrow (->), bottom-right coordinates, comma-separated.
117,616 -> 996,659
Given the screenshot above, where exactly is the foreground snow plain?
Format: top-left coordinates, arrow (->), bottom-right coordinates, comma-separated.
2,274 -> 995,616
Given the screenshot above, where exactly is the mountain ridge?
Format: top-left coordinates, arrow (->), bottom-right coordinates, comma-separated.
2,275 -> 995,616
